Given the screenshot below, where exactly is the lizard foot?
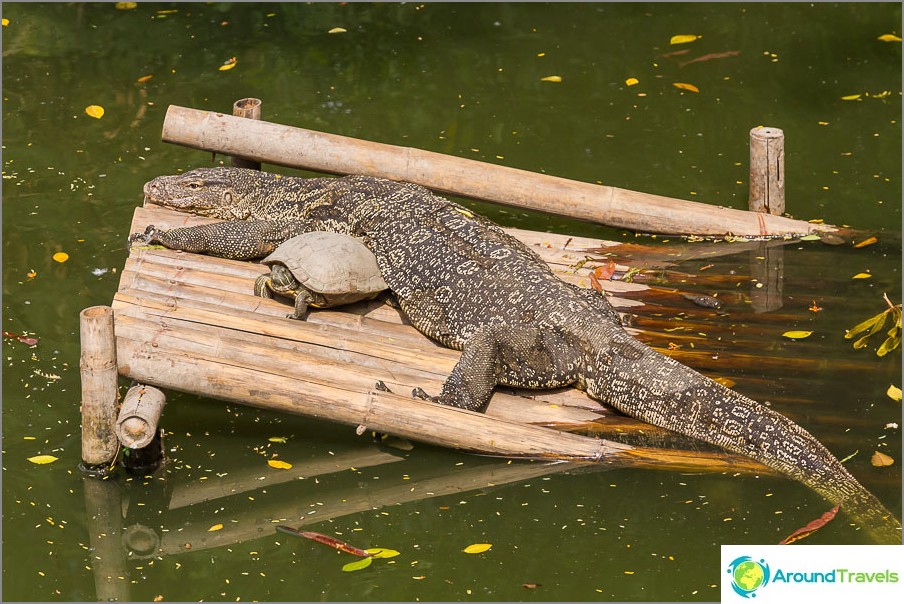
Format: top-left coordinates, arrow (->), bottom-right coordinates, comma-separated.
374,380 -> 392,393
128,224 -> 161,247
411,387 -> 439,403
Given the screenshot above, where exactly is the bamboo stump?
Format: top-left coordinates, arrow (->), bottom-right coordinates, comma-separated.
116,384 -> 165,449
80,306 -> 120,474
748,126 -> 785,215
231,97 -> 262,170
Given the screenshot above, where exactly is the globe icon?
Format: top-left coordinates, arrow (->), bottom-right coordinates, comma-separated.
733,560 -> 765,592
727,556 -> 770,598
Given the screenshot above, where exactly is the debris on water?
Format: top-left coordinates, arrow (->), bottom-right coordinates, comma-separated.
681,293 -> 723,309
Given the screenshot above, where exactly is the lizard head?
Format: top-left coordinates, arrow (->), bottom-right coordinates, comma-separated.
142,167 -> 268,220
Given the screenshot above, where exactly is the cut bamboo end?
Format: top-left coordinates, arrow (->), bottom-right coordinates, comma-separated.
231,97 -> 262,171
79,306 -> 120,470
115,384 -> 166,449
748,126 -> 786,215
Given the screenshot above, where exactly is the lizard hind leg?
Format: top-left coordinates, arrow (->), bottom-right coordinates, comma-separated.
417,323 -> 583,412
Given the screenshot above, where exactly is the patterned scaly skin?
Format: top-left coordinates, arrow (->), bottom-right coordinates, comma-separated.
133,167 -> 900,542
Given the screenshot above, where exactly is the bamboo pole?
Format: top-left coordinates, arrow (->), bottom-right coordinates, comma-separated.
230,97 -> 262,171
115,384 -> 166,449
748,127 -> 785,215
79,306 -> 120,471
160,105 -> 836,238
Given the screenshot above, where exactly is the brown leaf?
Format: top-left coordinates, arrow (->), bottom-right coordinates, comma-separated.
778,502 -> 841,544
589,272 -> 604,293
659,49 -> 691,59
871,451 -> 895,467
522,583 -> 541,589
594,259 -> 617,281
3,331 -> 38,346
275,526 -> 372,557
853,236 -> 878,249
678,50 -> 740,67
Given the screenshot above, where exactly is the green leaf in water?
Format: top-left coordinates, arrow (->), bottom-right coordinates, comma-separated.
342,556 -> 373,572
365,548 -> 401,559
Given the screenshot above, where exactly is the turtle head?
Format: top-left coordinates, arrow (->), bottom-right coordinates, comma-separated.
142,167 -> 276,220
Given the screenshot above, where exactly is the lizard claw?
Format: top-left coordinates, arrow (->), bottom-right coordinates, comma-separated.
412,387 -> 437,402
128,224 -> 161,247
374,380 -> 392,393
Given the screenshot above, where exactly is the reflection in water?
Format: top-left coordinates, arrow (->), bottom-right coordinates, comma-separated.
749,242 -> 785,313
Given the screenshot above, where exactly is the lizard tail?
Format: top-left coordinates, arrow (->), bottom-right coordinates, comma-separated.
595,346 -> 901,544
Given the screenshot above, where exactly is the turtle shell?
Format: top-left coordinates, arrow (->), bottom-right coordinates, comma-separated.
261,232 -> 388,298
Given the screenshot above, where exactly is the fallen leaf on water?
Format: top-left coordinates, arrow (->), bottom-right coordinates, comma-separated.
3,331 -> 39,346
342,557 -> 373,572
328,27 -> 347,34
268,436 -> 287,443
670,34 -> 699,45
136,74 -> 154,83
886,384 -> 902,402
713,377 -> 736,389
852,272 -> 872,279
218,57 -> 237,71
365,548 -> 401,559
778,502 -> 841,544
540,75 -> 562,83
208,523 -> 224,532
276,526 -> 373,557
463,543 -> 492,554
678,50 -> 740,67
85,105 -> 104,119
52,252 -> 69,263
878,34 -> 902,42
782,330 -> 813,340
115,2 -> 137,10
808,300 -> 823,313
871,451 -> 894,467
841,94 -> 862,101
267,459 -> 292,470
2,18 -> 9,26
27,455 -> 58,465
854,236 -> 878,248
153,596 -> 163,602
625,77 -> 639,86
672,82 -> 700,93
522,583 -> 541,589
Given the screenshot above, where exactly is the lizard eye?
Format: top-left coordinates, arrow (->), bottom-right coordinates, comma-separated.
186,181 -> 202,190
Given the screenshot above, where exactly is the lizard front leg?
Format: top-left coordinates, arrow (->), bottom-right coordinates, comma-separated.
414,324 -> 583,412
129,220 -> 305,260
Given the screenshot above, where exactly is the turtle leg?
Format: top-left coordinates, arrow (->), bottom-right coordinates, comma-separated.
290,294 -> 311,320
253,274 -> 275,299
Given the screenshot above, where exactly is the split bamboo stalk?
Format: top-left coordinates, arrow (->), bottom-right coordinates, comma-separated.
115,384 -> 166,449
160,105 -> 838,238
79,306 -> 120,469
748,127 -> 785,215
230,97 -> 262,171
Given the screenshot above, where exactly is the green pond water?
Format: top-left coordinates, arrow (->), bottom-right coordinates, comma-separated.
2,3 -> 901,602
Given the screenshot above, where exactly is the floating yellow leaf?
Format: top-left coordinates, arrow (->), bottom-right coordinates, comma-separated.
625,77 -> 639,86
782,330 -> 813,340
115,2 -> 138,9
366,548 -> 401,559
268,436 -> 287,443
267,459 -> 292,470
2,18 -> 9,26
85,105 -> 104,119
463,543 -> 492,554
878,34 -> 902,42
52,252 -> 69,263
871,451 -> 894,467
540,75 -> 562,83
852,273 -> 872,280
713,377 -> 736,389
136,74 -> 154,83
342,557 -> 373,572
670,34 -> 699,45
207,523 -> 224,532
328,27 -> 347,34
27,455 -> 58,465
886,384 -> 902,402
672,82 -> 699,93
841,94 -> 862,101
219,57 -> 237,71
853,236 -> 878,248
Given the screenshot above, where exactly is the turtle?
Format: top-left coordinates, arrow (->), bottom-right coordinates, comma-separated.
253,232 -> 388,320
